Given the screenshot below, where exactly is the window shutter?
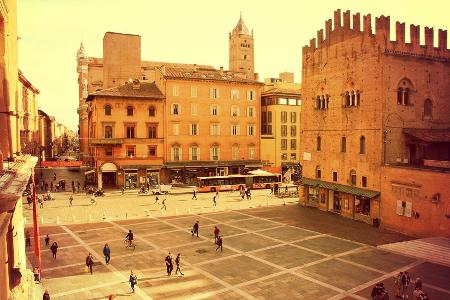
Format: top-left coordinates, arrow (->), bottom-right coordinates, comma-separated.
237,107 -> 241,116
210,124 -> 213,135
189,124 -> 192,136
237,126 -> 240,135
216,88 -> 220,98
230,108 -> 234,117
396,200 -> 404,216
197,148 -> 201,160
210,105 -> 213,116
230,126 -> 233,136
171,147 -> 174,161
217,147 -> 221,160
404,202 -> 412,217
210,147 -> 213,160
197,124 -> 199,135
217,105 -> 220,116
179,148 -> 183,161
189,147 -> 192,160
209,88 -> 213,98
217,125 -> 220,135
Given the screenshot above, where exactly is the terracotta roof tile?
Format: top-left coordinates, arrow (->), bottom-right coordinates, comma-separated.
262,87 -> 301,96
87,81 -> 165,100
161,66 -> 262,84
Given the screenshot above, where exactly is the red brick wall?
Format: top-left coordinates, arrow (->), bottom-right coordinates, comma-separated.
381,166 -> 450,237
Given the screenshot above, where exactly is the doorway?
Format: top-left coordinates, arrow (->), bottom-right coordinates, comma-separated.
333,191 -> 342,212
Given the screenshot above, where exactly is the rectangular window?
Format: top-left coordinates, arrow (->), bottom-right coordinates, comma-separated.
351,174 -> 357,186
247,106 -> 254,117
210,123 -> 220,136
231,89 -> 239,100
190,147 -> 198,161
148,146 -> 157,157
281,111 -> 287,123
247,89 -> 255,100
247,125 -> 255,136
290,125 -> 296,137
172,85 -> 179,96
104,126 -> 113,138
362,176 -> 367,187
171,103 -> 180,115
126,126 -> 135,138
211,105 -> 219,116
190,86 -> 197,98
290,153 -> 297,160
231,125 -> 240,136
231,106 -> 240,117
191,103 -> 198,116
268,111 -> 272,123
290,139 -> 297,150
172,123 -> 180,135
281,125 -> 287,137
281,139 -> 287,150
267,125 -> 272,135
341,137 -> 347,153
148,125 -> 157,139
210,87 -> 219,99
290,112 -> 297,123
105,147 -> 113,157
127,146 -> 135,157
333,172 -> 338,182
172,147 -> 180,161
211,147 -> 219,160
248,147 -> 255,159
190,124 -> 199,135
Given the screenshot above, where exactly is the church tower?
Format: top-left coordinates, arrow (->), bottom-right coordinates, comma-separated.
229,14 -> 255,79
76,42 -> 89,162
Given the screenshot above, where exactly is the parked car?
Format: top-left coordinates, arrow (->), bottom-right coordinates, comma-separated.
151,184 -> 172,195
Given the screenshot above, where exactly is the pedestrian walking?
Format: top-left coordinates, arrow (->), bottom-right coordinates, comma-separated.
165,252 -> 173,276
395,271 -> 406,299
153,195 -> 160,204
43,289 -> 50,300
215,190 -> 219,199
212,195 -> 217,207
50,242 -> 58,259
38,196 -> 44,208
121,187 -> 125,195
53,173 -> 56,181
247,190 -> 252,200
85,253 -> 94,275
45,234 -> 50,246
103,243 -> 111,264
192,190 -> 197,200
213,226 -> 220,243
370,282 -> 388,300
191,221 -> 199,237
161,198 -> 167,210
175,253 -> 184,275
415,277 -> 422,290
90,194 -> 96,205
404,271 -> 411,293
33,266 -> 41,283
25,230 -> 31,247
240,190 -> 245,200
69,195 -> 73,206
129,271 -> 138,293
216,235 -> 223,252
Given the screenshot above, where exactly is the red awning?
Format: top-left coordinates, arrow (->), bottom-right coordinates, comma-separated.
403,129 -> 450,143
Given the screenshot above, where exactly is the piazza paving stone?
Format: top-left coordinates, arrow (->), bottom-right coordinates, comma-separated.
206,211 -> 254,223
198,255 -> 281,285
224,233 -> 281,252
294,235 -> 363,255
119,220 -> 179,236
252,244 -> 327,268
227,217 -> 281,231
113,217 -> 160,226
29,245 -> 89,270
257,225 -> 319,242
73,226 -> 125,244
241,273 -> 338,299
298,259 -> 383,290
53,282 -> 140,300
27,233 -> 79,253
203,290 -> 245,300
201,223 -> 247,239
405,261 -> 450,290
339,248 -> 417,273
65,222 -> 114,232
109,250 -> 164,273
142,230 -> 207,248
168,240 -> 239,265
164,215 -> 217,229
88,237 -> 154,257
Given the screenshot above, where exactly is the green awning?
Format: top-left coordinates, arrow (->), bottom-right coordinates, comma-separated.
302,177 -> 380,199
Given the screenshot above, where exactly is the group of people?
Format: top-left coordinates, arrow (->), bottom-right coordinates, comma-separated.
164,252 -> 184,276
371,272 -> 429,300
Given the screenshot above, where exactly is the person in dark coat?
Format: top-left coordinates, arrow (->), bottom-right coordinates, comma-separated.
86,253 -> 94,274
103,243 -> 111,264
43,290 -> 50,300
165,252 -> 173,276
50,242 -> 58,259
129,270 -> 138,293
45,234 -> 50,246
192,221 -> 199,237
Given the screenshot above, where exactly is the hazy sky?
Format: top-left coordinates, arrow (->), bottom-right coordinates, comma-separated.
18,0 -> 449,130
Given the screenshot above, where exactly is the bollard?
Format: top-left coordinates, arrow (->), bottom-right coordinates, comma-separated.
103,213 -> 107,220
72,215 -> 76,223
88,214 -> 92,222
40,216 -> 44,224
146,210 -> 150,217
187,207 -> 191,214
175,208 -> 178,215
56,216 -> 60,224
125,212 -> 128,219
283,200 -> 286,206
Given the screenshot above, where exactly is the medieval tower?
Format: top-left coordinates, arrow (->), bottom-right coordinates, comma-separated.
229,14 -> 255,79
76,42 -> 89,161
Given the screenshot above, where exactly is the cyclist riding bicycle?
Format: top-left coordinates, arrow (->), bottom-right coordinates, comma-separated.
125,230 -> 134,247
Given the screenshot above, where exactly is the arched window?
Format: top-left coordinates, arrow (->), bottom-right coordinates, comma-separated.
317,136 -> 321,151
149,106 -> 156,117
345,92 -> 350,107
127,106 -> 134,116
424,99 -> 432,118
315,166 -> 321,179
350,91 -> 356,106
231,144 -> 240,160
397,79 -> 413,106
104,105 -> 112,116
104,126 -> 112,138
359,136 -> 366,154
350,169 -> 357,185
316,96 -> 321,110
355,90 -> 360,106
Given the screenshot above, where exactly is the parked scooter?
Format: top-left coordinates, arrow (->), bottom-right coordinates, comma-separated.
94,189 -> 105,197
43,192 -> 55,201
138,185 -> 149,195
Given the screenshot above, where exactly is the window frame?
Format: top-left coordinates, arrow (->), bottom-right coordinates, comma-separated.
104,104 -> 112,116
126,106 -> 134,116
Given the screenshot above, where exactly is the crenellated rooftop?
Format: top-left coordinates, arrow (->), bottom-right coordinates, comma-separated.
303,9 -> 450,61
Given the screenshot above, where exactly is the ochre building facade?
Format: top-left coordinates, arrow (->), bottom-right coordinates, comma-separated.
299,9 -> 450,236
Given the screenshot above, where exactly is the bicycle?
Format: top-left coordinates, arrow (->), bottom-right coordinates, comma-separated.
123,239 -> 136,250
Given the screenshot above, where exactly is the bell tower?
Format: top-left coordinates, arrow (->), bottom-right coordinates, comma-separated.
76,42 -> 89,162
229,14 -> 255,79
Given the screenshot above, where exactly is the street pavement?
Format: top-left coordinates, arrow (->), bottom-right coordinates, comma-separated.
25,203 -> 450,300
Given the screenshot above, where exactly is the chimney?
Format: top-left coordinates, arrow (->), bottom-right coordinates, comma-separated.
193,64 -> 198,72
219,66 -> 224,75
132,79 -> 140,90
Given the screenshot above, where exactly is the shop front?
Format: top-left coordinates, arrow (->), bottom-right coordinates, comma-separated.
124,169 -> 138,189
97,162 -> 118,189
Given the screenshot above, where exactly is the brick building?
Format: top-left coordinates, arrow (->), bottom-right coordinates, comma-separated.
80,16 -> 262,187
299,9 -> 450,236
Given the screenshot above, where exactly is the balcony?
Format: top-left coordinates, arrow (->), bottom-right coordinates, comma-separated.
90,138 -> 124,145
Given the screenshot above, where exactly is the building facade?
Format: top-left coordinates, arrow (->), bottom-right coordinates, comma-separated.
80,16 -> 263,187
261,73 -> 301,178
299,9 -> 450,232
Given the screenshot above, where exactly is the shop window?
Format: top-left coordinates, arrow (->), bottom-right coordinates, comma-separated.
148,106 -> 156,117
127,146 -> 135,157
359,136 -> 366,154
148,146 -> 157,157
127,106 -> 134,116
350,169 -> 356,185
333,171 -> 337,182
355,197 -> 370,215
104,126 -> 112,138
362,176 -> 367,187
317,136 -> 321,151
104,105 -> 112,116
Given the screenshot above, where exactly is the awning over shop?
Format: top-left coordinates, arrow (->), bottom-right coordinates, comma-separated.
302,177 -> 380,199
403,128 -> 450,143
